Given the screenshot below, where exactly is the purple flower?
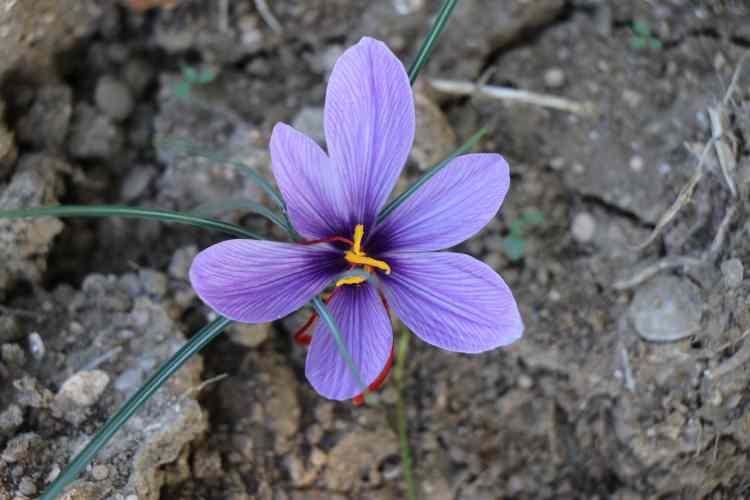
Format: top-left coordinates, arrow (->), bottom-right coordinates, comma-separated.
189,37 -> 523,401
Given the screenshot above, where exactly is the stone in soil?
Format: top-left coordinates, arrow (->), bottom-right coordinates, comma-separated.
95,75 -> 136,121
68,103 -> 124,160
0,154 -> 65,296
16,84 -> 74,152
628,275 -> 704,342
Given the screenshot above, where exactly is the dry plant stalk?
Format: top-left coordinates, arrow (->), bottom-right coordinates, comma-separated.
128,0 -> 180,12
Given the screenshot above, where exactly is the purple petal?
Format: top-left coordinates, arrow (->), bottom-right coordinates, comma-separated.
189,240 -> 345,323
306,284 -> 392,400
324,37 -> 415,231
270,122 -> 349,239
372,154 -> 509,253
382,252 -> 523,353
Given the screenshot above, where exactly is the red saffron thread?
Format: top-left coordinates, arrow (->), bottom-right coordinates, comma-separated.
353,344 -> 396,406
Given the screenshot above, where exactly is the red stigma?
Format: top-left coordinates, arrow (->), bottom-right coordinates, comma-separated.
352,344 -> 396,406
292,292 -> 336,346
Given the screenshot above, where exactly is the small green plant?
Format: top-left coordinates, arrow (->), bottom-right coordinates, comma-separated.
174,64 -> 216,98
630,21 -> 662,50
501,209 -> 545,261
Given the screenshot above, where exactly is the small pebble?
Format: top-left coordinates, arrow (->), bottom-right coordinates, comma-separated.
291,107 -> 325,145
549,156 -> 565,170
629,155 -> 644,172
721,258 -> 744,288
18,477 -> 36,496
169,246 -> 198,281
95,75 -> 135,121
571,212 -> 596,243
120,165 -> 156,201
1,344 -> 25,365
92,464 -> 109,481
228,322 -> 271,348
629,276 -> 703,342
27,332 -> 45,360
543,67 -> 566,89
518,375 -> 533,389
56,370 -> 110,407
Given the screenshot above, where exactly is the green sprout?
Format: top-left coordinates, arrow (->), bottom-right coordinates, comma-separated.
501,209 -> 545,261
174,64 -> 217,98
629,20 -> 662,50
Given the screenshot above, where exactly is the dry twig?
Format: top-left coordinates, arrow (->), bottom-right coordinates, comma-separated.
254,0 -> 283,34
429,78 -> 596,115
631,141 -> 712,252
612,256 -> 704,291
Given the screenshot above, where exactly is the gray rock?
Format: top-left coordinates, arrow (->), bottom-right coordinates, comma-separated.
629,276 -> 704,342
168,245 -> 198,281
0,315 -> 23,343
0,154 -> 65,295
27,332 -> 45,360
571,212 -> 596,243
543,67 -> 566,89
0,404 -> 23,434
1,343 -> 25,366
68,103 -> 124,159
55,370 -> 110,408
721,258 -> 744,288
18,476 -> 36,496
228,322 -> 271,348
0,0 -> 99,79
16,84 -> 73,151
121,165 -> 157,201
139,269 -> 168,298
291,107 -> 325,145
95,75 -> 135,121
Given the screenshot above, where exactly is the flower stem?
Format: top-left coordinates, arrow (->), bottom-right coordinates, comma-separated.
39,316 -> 232,500
0,205 -> 262,240
396,331 -> 417,500
407,0 -> 460,84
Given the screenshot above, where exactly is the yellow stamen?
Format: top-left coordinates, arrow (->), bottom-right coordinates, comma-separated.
352,224 -> 365,255
335,275 -> 368,287
345,252 -> 391,274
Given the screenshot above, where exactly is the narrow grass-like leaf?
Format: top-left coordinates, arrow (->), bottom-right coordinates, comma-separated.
311,295 -> 368,397
395,330 -> 417,500
377,127 -> 487,224
0,205 -> 262,240
154,137 -> 286,211
407,0 -> 459,84
40,316 -> 233,500
190,198 -> 289,232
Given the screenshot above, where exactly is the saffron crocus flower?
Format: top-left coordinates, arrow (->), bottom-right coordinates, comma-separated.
189,37 -> 523,401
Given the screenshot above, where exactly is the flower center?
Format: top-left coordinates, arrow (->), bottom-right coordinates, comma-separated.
335,224 -> 391,287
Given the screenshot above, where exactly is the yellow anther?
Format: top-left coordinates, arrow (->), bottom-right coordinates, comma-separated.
345,252 -> 391,274
352,224 -> 365,255
336,275 -> 368,287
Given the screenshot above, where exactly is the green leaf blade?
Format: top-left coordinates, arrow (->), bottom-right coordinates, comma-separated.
407,0 -> 460,85
0,205 -> 262,240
